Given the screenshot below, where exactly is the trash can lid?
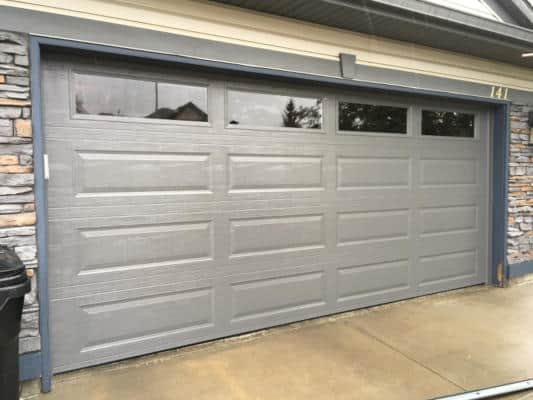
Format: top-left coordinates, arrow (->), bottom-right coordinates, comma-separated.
0,246 -> 25,278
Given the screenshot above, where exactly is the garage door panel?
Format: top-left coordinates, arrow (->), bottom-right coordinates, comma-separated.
80,287 -> 214,350
230,269 -> 327,322
47,142 -> 219,209
420,158 -> 478,186
78,221 -> 213,274
417,187 -> 480,208
337,210 -> 409,245
48,215 -> 216,290
418,230 -> 480,257
43,54 -> 489,371
228,153 -> 325,192
229,213 -> 326,258
226,266 -> 329,331
418,250 -> 477,286
337,156 -> 411,189
50,281 -> 216,372
334,237 -> 411,266
420,206 -> 477,235
336,260 -> 410,303
334,189 -> 411,212
75,150 -> 212,195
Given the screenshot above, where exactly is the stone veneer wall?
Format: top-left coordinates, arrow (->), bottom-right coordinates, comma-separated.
0,31 -> 39,354
508,104 -> 533,266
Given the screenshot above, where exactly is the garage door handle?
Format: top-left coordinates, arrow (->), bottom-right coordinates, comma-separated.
43,154 -> 49,180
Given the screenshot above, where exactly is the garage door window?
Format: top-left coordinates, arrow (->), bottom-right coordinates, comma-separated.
74,73 -> 208,122
338,102 -> 407,134
422,110 -> 474,138
227,89 -> 322,129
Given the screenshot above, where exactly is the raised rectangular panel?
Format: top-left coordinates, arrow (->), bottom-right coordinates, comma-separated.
419,250 -> 476,285
420,159 -> 476,185
421,206 -> 477,235
230,214 -> 325,257
337,157 -> 409,189
76,151 -> 211,195
79,221 -> 212,274
337,210 -> 408,245
336,238 -> 410,267
419,231 -> 478,257
81,288 -> 213,352
228,154 -> 323,192
231,272 -> 326,321
337,260 -> 409,301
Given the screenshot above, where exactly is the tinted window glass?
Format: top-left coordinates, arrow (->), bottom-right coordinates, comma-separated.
422,110 -> 474,137
338,102 -> 407,134
74,73 -> 208,122
155,83 -> 208,122
228,90 -> 322,129
74,74 -> 154,118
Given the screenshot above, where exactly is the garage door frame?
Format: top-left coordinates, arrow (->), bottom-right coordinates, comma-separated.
29,35 -> 511,392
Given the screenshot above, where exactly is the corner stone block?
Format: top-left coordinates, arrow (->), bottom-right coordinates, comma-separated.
0,32 -> 27,46
14,55 -> 29,67
0,173 -> 34,186
14,119 -> 31,137
0,119 -> 11,136
0,155 -> 19,165
0,106 -> 21,119
0,212 -> 36,227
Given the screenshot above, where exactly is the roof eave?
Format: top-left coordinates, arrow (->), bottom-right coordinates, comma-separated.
211,0 -> 533,68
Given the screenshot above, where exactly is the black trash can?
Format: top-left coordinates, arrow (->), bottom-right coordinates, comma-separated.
0,246 -> 31,400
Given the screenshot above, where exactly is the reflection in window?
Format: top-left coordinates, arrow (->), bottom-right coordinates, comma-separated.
338,102 -> 407,134
228,90 -> 322,129
74,73 -> 208,122
422,110 -> 474,138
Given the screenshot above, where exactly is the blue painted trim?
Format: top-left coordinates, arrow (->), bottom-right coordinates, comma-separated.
492,104 -> 510,286
19,351 -> 42,381
509,260 -> 533,279
30,36 -> 52,393
29,34 -> 511,393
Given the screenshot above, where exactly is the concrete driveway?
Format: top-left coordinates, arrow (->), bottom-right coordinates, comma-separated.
24,281 -> 533,400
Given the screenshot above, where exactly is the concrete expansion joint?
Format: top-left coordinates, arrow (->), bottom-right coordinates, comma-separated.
353,325 -> 467,393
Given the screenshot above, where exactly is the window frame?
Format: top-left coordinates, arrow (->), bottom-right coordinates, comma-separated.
68,67 -> 212,127
419,105 -> 479,141
335,95 -> 412,137
224,84 -> 327,134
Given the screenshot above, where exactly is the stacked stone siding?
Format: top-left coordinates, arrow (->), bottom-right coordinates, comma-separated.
508,104 -> 533,265
0,31 -> 39,354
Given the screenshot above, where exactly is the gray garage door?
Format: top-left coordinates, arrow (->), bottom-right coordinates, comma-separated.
42,52 -> 490,372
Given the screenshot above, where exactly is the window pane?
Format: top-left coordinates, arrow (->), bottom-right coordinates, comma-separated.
153,83 -> 208,122
75,73 -> 155,118
338,102 -> 407,134
228,90 -> 322,129
74,73 -> 208,122
422,110 -> 474,137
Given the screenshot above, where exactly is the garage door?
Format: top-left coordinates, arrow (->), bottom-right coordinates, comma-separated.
42,52 -> 490,372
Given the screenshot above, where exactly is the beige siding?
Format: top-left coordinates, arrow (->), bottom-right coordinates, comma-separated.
2,0 -> 533,91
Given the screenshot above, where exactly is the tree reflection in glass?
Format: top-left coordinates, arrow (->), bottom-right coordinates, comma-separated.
228,90 -> 322,129
338,102 -> 407,134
